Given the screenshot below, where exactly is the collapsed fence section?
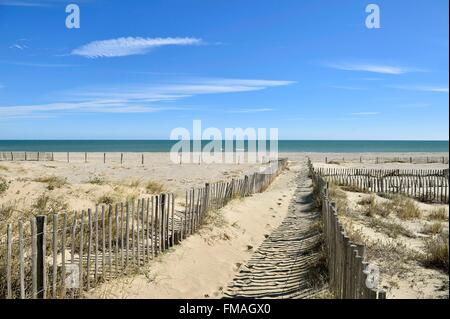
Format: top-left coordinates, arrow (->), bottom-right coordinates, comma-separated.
315,167 -> 449,204
308,160 -> 386,299
0,159 -> 288,299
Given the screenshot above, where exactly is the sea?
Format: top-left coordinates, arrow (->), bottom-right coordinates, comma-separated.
0,140 -> 448,153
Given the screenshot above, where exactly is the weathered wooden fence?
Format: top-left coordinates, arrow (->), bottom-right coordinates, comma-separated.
0,152 -> 53,161
308,160 -> 386,299
0,151 -> 272,165
324,156 -> 448,164
315,167 -> 449,204
0,159 -> 287,299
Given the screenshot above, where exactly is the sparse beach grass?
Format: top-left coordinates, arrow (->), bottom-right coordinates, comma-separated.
428,207 -> 448,221
145,181 -> 165,194
0,177 -> 8,194
423,234 -> 449,272
33,175 -> 68,190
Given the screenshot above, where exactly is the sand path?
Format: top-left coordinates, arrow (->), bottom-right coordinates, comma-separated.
89,160 -> 305,299
224,163 -> 325,298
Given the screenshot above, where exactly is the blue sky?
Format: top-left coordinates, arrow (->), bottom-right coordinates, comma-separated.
0,0 -> 448,140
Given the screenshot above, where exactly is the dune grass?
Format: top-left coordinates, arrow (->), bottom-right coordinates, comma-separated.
328,182 -> 349,213
423,234 -> 449,272
368,218 -> 415,239
87,176 -> 107,185
428,207 -> 448,221
34,176 -> 68,190
421,222 -> 444,235
0,177 -> 8,194
145,181 -> 165,194
31,193 -> 69,216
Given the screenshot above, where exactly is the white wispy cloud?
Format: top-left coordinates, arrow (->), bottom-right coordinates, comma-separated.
71,37 -> 202,58
1,61 -> 77,68
228,108 -> 274,113
0,78 -> 294,118
329,85 -> 365,90
350,112 -> 380,115
327,62 -> 420,75
9,44 -> 28,50
390,85 -> 449,93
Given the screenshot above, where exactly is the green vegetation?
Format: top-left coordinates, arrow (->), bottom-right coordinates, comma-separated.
31,193 -> 69,215
145,181 -> 165,194
428,207 -> 448,221
0,177 -> 9,194
34,176 -> 68,190
87,176 -> 107,185
421,222 -> 444,235
423,234 -> 449,272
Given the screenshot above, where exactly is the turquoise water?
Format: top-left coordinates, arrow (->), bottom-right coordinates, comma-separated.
0,140 -> 448,153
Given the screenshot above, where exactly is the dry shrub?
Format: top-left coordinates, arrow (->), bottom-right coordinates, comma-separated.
0,177 -> 9,194
129,179 -> 141,188
88,176 -> 106,185
366,239 -> 419,275
366,195 -> 421,220
368,218 -> 415,238
423,234 -> 449,272
340,184 -> 369,193
31,193 -> 68,216
0,165 -> 8,171
357,195 -> 376,206
97,194 -> 117,206
203,208 -> 227,229
428,207 -> 448,221
328,183 -> 349,213
395,197 -> 421,220
304,238 -> 329,289
328,161 -> 340,165
341,220 -> 366,244
421,222 -> 444,235
145,181 -> 165,194
364,200 -> 393,218
34,176 -> 67,190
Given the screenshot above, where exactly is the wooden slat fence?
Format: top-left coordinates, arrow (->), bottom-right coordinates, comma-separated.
308,159 -> 386,299
324,156 -> 448,164
0,152 -> 53,161
0,158 -> 288,299
315,167 -> 449,204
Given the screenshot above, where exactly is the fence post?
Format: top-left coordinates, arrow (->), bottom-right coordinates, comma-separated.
6,224 -> 12,299
36,215 -> 47,299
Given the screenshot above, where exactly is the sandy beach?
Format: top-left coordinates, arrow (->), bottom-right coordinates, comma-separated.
1,151 -> 448,299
